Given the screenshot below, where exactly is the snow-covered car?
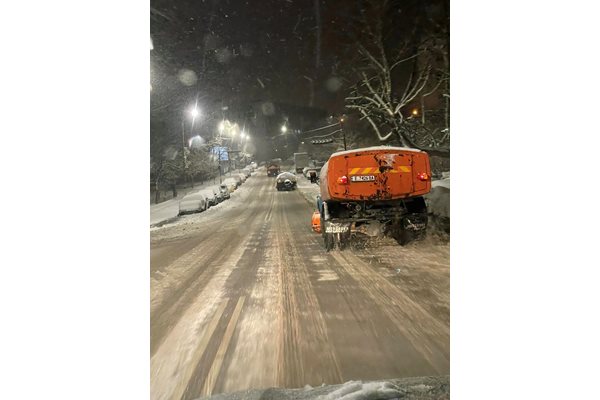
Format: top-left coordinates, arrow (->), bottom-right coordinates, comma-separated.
198,188 -> 218,207
250,162 -> 258,169
210,186 -> 224,203
231,174 -> 243,187
242,167 -> 252,177
178,192 -> 207,215
222,178 -> 238,193
276,172 -> 297,191
235,173 -> 246,184
218,184 -> 231,199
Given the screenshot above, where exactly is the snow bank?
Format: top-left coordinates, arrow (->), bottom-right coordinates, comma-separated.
330,145 -> 423,158
318,381 -> 404,400
196,376 -> 449,400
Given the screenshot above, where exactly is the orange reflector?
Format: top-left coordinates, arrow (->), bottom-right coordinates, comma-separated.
337,175 -> 348,184
417,172 -> 430,181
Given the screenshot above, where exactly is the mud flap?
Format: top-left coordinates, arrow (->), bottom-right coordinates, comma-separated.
322,220 -> 351,251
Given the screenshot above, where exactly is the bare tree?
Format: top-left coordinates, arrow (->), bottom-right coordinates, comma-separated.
345,0 -> 449,156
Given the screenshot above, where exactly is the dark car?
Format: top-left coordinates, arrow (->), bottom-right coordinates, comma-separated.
275,172 -> 297,191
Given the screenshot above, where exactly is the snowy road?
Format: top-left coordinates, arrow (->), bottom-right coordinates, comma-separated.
150,173 -> 449,400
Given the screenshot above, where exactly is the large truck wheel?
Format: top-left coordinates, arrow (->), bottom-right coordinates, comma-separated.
324,232 -> 335,251
336,231 -> 351,250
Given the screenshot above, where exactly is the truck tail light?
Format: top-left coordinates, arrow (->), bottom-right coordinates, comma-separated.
337,175 -> 348,184
417,172 -> 430,181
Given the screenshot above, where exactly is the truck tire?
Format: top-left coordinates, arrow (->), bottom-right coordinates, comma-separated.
336,231 -> 351,250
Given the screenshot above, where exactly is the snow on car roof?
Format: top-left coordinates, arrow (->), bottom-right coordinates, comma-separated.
277,172 -> 296,179
330,146 -> 423,158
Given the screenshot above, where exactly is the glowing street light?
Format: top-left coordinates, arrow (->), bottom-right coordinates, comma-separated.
218,121 -> 225,133
411,108 -> 419,116
281,125 -> 287,133
190,107 -> 200,118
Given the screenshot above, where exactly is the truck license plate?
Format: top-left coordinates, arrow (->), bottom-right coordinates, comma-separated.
350,175 -> 375,182
325,223 -> 350,233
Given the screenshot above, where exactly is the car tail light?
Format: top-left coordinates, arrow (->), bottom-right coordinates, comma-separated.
417,172 -> 430,181
337,175 -> 348,184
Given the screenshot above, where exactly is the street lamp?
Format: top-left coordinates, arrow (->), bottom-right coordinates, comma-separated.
281,125 -> 287,134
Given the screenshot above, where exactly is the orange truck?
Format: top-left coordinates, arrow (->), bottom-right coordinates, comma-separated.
317,146 -> 431,250
266,158 -> 281,177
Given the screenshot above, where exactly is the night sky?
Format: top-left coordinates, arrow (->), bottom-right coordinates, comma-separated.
151,0 -> 448,160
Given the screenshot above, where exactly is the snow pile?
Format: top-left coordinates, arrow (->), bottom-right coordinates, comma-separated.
150,176 -> 255,238
318,380 -> 405,400
426,176 -> 450,220
330,146 -> 423,158
296,175 -> 321,208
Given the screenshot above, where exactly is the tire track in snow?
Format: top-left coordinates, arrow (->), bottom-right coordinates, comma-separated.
330,250 -> 449,374
274,193 -> 343,388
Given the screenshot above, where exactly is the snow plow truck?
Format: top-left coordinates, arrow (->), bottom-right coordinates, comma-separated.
317,146 -> 431,250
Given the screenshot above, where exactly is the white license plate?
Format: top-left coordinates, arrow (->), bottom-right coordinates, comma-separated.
350,175 -> 375,182
325,224 -> 349,233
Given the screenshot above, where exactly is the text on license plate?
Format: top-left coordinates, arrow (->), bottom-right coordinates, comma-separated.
325,224 -> 349,233
350,175 -> 375,182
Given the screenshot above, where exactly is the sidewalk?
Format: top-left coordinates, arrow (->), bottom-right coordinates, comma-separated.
150,170 -> 246,226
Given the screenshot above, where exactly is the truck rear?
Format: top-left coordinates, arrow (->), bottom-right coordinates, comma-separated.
318,146 -> 431,250
266,159 -> 281,177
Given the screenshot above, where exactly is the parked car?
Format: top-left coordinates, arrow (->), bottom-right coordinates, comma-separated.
233,173 -> 246,185
210,186 -> 224,203
219,183 -> 231,199
222,178 -> 238,193
178,192 -> 207,215
242,167 -> 252,177
198,188 -> 218,207
276,172 -> 297,191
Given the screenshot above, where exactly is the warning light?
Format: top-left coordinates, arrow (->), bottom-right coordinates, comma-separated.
417,172 -> 430,181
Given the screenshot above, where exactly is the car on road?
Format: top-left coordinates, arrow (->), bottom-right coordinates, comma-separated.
276,172 -> 297,191
218,184 -> 231,199
178,192 -> 208,215
222,178 -> 238,193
